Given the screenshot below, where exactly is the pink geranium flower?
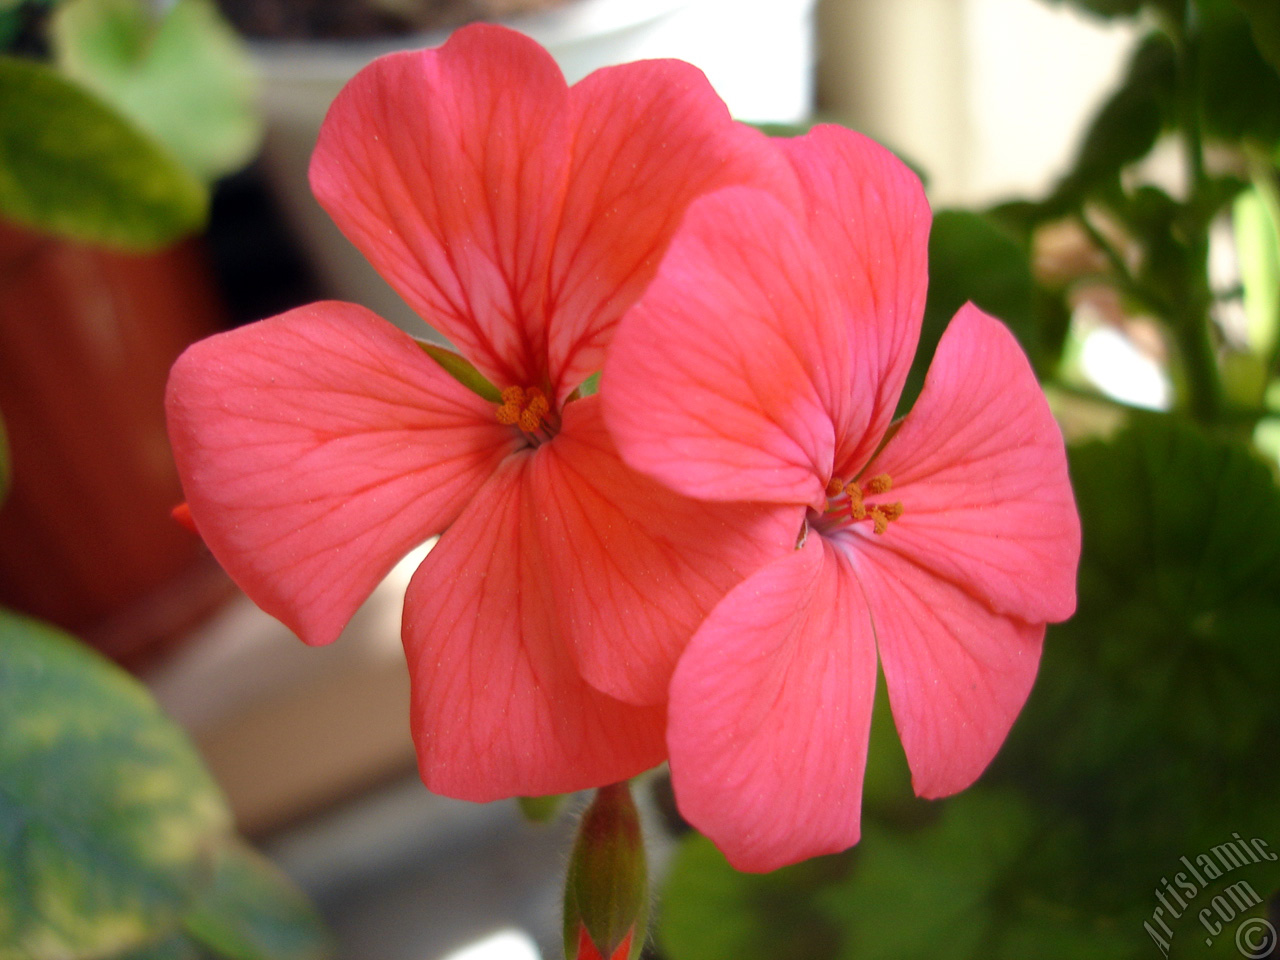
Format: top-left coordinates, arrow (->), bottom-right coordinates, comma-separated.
603,126 -> 1082,872
165,25 -> 794,801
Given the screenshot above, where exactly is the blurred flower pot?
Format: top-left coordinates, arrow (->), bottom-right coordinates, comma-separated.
0,222 -> 234,664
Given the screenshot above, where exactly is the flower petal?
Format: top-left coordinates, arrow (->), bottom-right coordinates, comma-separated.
778,126 -> 930,474
532,397 -> 798,706
668,536 -> 877,872
603,187 -> 849,510
309,25 -> 570,388
864,303 -> 1080,623
402,453 -> 668,801
165,301 -> 515,646
546,61 -> 791,401
851,543 -> 1044,799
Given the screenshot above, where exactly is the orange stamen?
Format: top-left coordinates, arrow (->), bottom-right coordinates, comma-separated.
496,384 -> 551,433
865,473 -> 893,495
869,507 -> 890,535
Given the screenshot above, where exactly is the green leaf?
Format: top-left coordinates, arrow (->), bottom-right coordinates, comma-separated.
115,933 -> 202,960
991,417 -> 1280,914
1197,0 -> 1280,146
1234,185 -> 1280,361
820,790 -> 1036,960
418,341 -> 503,403
0,55 -> 206,250
51,0 -> 261,182
658,835 -> 845,960
1234,0 -> 1280,75
0,610 -> 232,960
1035,0 -> 1145,17
183,841 -> 333,960
899,209 -> 1037,411
1058,32 -> 1175,199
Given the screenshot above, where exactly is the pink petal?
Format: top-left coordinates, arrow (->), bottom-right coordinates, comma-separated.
668,536 -> 877,872
851,542 -> 1044,799
603,187 -> 850,510
546,61 -> 791,401
864,303 -> 1080,623
403,453 -> 668,801
166,301 -> 515,646
779,126 -> 930,474
532,397 -> 798,705
309,25 -> 570,388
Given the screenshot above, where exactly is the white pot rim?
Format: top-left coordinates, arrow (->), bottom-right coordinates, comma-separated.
249,0 -> 701,77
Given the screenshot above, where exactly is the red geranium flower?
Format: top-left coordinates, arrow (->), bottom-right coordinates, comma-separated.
165,25 -> 793,801
603,126 -> 1082,871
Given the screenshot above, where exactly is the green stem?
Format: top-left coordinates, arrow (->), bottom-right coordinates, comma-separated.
1076,212 -> 1169,317
1171,291 -> 1224,425
1162,9 -> 1224,424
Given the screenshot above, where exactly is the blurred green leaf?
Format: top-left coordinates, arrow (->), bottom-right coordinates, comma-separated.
859,672 -> 914,815
1036,0 -> 1142,17
1197,0 -> 1280,146
992,417 -> 1280,916
0,55 -> 206,250
0,609 -> 232,960
820,791 -> 1035,960
1234,0 -> 1280,74
658,834 -> 845,960
52,0 -> 261,182
899,209 -> 1037,411
1235,182 -> 1280,362
115,933 -> 202,960
183,841 -> 333,960
1057,32 -> 1175,203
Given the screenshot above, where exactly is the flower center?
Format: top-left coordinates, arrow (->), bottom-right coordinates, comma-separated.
496,385 -> 556,443
817,472 -> 903,535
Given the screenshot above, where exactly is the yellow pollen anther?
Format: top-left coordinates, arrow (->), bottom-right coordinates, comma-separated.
498,385 -> 550,433
826,476 -> 845,498
881,501 -> 904,522
865,473 -> 893,495
519,391 -> 549,432
869,507 -> 890,535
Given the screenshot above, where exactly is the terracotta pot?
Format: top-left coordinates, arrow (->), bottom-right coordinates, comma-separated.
0,222 -> 234,664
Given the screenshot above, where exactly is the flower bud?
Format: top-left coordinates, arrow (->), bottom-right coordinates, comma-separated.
563,782 -> 647,960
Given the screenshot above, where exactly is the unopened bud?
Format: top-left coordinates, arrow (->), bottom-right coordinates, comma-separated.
563,782 -> 647,960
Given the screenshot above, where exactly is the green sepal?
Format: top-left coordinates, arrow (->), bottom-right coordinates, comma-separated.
518,794 -> 566,824
418,341 -> 503,404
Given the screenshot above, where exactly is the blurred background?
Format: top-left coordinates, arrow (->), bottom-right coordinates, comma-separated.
3,0 -> 1278,958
